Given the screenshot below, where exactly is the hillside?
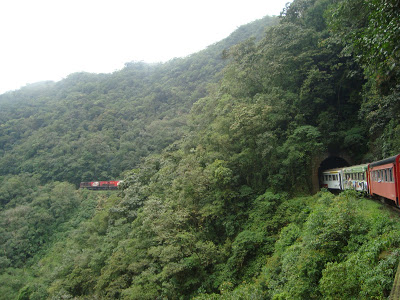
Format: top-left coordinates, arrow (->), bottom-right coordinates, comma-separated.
1,0 -> 400,298
0,16 -> 278,187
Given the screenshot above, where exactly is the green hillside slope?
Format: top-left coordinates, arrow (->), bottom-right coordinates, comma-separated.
0,16 -> 278,186
1,0 -> 400,298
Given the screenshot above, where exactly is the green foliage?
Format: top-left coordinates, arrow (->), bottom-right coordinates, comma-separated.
0,16 -> 278,187
327,0 -> 400,91
194,283 -> 264,299
0,173 -> 40,208
263,191 -> 400,299
327,0 -> 400,157
277,126 -> 325,192
1,0 -> 400,298
0,182 -> 81,268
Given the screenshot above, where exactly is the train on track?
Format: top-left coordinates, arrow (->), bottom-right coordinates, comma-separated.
321,154 -> 400,206
80,180 -> 122,190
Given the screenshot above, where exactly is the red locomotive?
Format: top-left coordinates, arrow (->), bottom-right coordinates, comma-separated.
80,180 -> 122,190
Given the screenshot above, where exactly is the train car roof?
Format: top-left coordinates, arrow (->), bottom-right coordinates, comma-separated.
322,168 -> 343,174
342,163 -> 368,173
369,154 -> 400,168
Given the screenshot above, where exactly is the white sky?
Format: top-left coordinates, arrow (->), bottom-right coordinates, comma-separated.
0,0 -> 290,94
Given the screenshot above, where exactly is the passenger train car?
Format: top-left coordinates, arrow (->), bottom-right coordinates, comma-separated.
342,164 -> 369,192
321,154 -> 400,206
80,180 -> 122,190
321,168 -> 343,190
368,155 -> 400,206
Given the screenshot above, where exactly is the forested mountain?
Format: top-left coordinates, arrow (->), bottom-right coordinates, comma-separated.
0,16 -> 278,186
1,0 -> 400,299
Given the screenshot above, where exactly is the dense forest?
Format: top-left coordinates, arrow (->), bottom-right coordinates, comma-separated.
1,0 -> 400,298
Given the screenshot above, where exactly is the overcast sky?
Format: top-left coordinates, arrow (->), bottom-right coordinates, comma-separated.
0,0 -> 290,94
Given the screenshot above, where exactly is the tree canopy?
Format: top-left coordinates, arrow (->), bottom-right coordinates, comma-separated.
1,1 -> 400,298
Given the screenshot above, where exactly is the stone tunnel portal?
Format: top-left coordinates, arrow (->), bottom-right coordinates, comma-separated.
318,156 -> 350,189
319,156 -> 350,174
312,153 -> 352,193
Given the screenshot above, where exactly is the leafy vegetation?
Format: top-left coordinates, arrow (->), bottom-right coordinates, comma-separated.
0,16 -> 278,186
1,0 -> 400,298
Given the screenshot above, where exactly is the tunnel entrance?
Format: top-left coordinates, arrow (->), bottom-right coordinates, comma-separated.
319,156 -> 349,172
318,156 -> 350,188
311,152 -> 353,193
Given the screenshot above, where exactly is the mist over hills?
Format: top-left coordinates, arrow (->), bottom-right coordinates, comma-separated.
1,0 -> 400,298
0,16 -> 278,185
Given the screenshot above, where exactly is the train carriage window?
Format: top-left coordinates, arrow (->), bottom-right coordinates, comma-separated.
384,169 -> 388,182
389,168 -> 393,182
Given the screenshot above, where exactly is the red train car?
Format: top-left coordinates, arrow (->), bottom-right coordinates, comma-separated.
368,154 -> 400,206
80,180 -> 122,190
